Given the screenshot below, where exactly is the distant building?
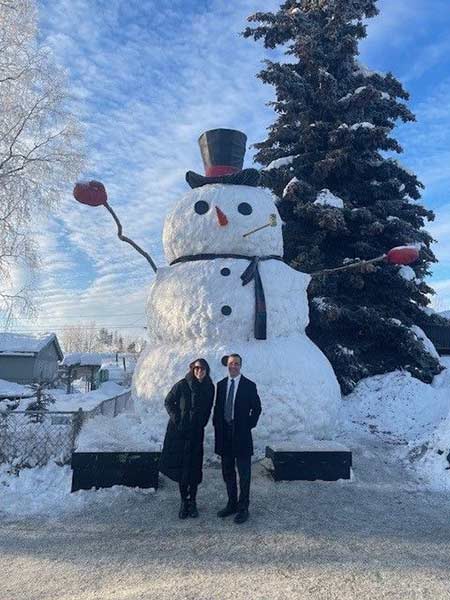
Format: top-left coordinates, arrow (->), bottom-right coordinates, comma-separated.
0,333 -> 63,384
60,352 -> 104,392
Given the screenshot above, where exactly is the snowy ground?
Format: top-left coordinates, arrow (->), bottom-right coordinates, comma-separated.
1,361 -> 450,599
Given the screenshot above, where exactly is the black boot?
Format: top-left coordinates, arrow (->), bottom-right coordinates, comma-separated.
188,500 -> 199,518
217,503 -> 238,518
178,500 -> 189,519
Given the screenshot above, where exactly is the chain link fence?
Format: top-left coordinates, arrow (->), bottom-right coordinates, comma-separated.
0,390 -> 132,469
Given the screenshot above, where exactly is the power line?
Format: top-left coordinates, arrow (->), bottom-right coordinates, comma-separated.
2,324 -> 147,333
6,312 -> 146,322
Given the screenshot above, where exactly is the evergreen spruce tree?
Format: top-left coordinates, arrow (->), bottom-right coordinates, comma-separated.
244,0 -> 444,393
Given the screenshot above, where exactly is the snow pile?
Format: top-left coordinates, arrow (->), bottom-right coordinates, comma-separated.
405,361 -> 450,489
314,189 -> 344,208
343,359 -> 450,491
0,461 -> 154,520
0,378 -> 34,399
76,413 -> 159,452
343,369 -> 448,443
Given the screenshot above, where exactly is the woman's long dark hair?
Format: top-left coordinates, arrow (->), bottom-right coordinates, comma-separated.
188,357 -> 211,378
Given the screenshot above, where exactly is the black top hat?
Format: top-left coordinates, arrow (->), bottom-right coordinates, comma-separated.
185,128 -> 260,189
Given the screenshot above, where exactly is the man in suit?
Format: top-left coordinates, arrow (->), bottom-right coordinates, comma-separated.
213,353 -> 262,524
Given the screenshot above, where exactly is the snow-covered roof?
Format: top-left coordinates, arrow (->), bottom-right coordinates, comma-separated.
61,352 -> 104,367
0,333 -> 63,360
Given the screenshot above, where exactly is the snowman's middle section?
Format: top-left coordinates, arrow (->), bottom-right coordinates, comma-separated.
146,259 -> 311,343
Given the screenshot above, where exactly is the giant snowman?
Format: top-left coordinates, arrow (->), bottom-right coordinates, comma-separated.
132,129 -> 340,448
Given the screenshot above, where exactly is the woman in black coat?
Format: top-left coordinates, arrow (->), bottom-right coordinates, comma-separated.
159,358 -> 214,519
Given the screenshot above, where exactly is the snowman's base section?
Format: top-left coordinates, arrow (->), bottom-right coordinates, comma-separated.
264,444 -> 352,481
71,451 -> 161,492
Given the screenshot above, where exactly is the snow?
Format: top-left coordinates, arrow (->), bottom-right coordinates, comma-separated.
282,176 -> 299,198
163,184 -> 283,263
50,381 -> 128,412
314,188 -> 344,208
76,413 -> 156,452
263,155 -> 297,170
0,378 -> 34,399
350,122 -> 375,130
353,60 -> 384,78
410,325 -> 440,360
343,368 -> 447,450
61,352 -> 103,367
398,265 -> 415,281
338,87 -> 368,103
338,93 -> 352,102
0,332 -> 58,354
420,305 -> 437,316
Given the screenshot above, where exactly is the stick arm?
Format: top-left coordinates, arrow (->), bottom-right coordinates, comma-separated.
104,202 -> 158,273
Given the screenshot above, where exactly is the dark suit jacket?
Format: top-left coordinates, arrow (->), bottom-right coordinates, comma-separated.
213,374 -> 261,457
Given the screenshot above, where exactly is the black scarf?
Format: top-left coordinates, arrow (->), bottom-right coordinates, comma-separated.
171,254 -> 284,340
185,371 -> 214,413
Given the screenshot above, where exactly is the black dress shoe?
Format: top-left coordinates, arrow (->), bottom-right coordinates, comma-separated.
188,501 -> 199,518
217,504 -> 238,518
179,501 -> 189,519
234,509 -> 249,524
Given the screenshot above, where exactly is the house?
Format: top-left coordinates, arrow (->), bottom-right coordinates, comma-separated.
60,352 -> 104,392
0,333 -> 63,385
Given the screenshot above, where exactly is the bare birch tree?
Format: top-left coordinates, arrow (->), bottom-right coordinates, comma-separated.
0,0 -> 84,324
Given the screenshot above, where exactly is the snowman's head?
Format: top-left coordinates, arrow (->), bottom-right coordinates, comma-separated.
163,184 -> 283,263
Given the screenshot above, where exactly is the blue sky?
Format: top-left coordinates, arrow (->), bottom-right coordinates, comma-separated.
11,0 -> 450,338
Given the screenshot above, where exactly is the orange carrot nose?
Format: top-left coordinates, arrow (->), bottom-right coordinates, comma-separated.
215,206 -> 228,226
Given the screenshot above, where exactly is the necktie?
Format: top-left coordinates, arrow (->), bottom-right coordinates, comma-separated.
225,379 -> 234,423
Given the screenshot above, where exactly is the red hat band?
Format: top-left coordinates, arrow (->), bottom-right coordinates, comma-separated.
205,165 -> 240,177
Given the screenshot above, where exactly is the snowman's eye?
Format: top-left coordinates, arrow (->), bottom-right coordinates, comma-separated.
194,200 -> 210,215
238,202 -> 252,215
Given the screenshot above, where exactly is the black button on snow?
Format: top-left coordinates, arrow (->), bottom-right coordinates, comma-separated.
221,268 -> 231,276
194,200 -> 210,214
221,305 -> 232,316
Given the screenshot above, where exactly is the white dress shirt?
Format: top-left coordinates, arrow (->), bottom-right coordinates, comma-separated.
226,374 -> 241,421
